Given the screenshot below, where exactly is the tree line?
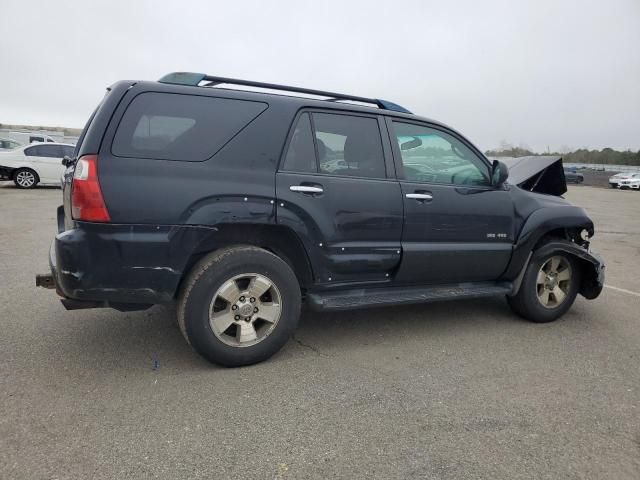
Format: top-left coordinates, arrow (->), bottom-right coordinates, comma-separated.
485,144 -> 640,166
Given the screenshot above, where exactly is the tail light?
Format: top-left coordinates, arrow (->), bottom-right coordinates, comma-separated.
71,154 -> 110,222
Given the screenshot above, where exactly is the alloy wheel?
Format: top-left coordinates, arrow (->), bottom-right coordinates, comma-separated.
16,170 -> 35,188
536,256 -> 572,308
209,273 -> 282,347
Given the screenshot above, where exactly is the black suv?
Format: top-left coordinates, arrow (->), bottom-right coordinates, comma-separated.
37,72 -> 605,366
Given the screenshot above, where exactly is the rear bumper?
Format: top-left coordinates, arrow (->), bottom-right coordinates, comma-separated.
44,216 -> 221,308
49,223 -> 180,306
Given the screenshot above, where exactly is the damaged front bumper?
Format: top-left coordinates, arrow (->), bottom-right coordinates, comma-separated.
0,165 -> 16,180
533,240 -> 605,300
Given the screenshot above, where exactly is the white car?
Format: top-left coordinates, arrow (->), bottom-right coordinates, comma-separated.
0,137 -> 23,151
609,172 -> 640,189
0,143 -> 75,189
617,176 -> 640,190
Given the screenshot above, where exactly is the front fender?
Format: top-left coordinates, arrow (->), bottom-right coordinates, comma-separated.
504,205 -> 594,280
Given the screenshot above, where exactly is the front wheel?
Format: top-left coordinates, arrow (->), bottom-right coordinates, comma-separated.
177,246 -> 301,366
507,251 -> 580,323
14,168 -> 39,189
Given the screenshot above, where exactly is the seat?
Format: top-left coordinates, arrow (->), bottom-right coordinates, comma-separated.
343,132 -> 385,178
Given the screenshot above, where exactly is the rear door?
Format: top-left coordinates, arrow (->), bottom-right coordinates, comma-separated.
24,145 -> 64,182
276,111 -> 403,284
387,119 -> 514,285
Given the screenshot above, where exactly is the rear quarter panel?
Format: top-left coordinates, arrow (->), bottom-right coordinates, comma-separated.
96,83 -> 296,225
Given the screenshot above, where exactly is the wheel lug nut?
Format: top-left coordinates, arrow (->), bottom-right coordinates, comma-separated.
234,315 -> 240,320
239,296 -> 245,302
245,317 -> 251,322
232,305 -> 238,310
250,297 -> 256,303
254,307 -> 259,313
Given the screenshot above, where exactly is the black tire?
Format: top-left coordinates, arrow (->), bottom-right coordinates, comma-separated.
507,250 -> 581,323
13,168 -> 39,189
177,245 -> 301,367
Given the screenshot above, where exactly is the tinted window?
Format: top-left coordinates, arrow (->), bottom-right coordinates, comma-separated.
112,92 -> 268,161
62,146 -> 75,158
313,113 -> 385,178
282,113 -> 317,173
25,145 -> 65,158
392,122 -> 489,186
24,146 -> 38,156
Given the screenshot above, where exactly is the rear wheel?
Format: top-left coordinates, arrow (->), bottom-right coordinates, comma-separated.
13,168 -> 39,189
177,246 -> 301,366
507,251 -> 580,323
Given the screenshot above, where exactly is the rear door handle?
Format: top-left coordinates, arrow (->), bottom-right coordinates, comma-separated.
405,193 -> 433,201
290,185 -> 323,194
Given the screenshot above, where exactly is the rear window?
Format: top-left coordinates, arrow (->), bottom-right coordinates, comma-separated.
111,92 -> 267,161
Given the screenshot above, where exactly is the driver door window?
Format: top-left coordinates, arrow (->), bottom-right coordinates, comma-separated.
391,122 -> 489,186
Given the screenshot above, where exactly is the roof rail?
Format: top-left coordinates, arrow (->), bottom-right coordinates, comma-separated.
158,72 -> 412,114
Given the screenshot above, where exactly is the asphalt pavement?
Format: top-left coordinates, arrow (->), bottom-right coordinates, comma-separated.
1,183 -> 639,479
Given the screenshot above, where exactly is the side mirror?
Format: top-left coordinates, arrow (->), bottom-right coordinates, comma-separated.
491,160 -> 509,187
61,156 -> 73,167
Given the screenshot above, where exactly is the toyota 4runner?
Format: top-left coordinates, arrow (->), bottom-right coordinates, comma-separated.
36,72 -> 605,366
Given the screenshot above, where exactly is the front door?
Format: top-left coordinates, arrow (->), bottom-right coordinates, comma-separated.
387,119 -> 514,285
276,111 -> 403,284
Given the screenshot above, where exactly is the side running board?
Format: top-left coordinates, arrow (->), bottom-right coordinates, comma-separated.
306,282 -> 512,312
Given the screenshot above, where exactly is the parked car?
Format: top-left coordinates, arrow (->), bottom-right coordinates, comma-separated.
609,172 -> 640,188
617,176 -> 640,190
0,137 -> 22,151
0,143 -> 75,188
1,132 -> 56,145
563,169 -> 584,184
36,72 -> 605,366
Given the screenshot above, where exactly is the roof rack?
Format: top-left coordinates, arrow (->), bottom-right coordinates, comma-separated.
158,72 -> 412,114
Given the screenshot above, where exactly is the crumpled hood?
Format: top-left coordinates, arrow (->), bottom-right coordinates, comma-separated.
498,156 -> 567,197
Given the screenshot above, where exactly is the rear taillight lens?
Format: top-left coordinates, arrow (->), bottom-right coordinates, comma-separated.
71,154 -> 110,222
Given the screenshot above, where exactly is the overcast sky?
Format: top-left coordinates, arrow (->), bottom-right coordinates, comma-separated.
1,0 -> 639,152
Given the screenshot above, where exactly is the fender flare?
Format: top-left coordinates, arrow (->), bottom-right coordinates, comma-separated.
509,239 -> 605,299
503,205 -> 594,280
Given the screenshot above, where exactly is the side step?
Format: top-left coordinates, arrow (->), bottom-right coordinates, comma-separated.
307,282 -> 512,312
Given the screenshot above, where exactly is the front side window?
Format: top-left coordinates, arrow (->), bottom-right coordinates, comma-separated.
62,146 -> 75,158
112,92 -> 268,161
392,122 -> 490,186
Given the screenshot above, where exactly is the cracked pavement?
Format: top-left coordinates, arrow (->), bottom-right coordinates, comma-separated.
1,183 -> 639,479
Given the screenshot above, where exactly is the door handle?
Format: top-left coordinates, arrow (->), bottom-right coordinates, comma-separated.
405,193 -> 433,200
290,185 -> 323,194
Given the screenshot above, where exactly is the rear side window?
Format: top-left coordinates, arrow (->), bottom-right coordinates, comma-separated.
25,145 -> 64,158
281,113 -> 317,173
112,92 -> 268,161
281,112 -> 386,179
314,113 -> 385,178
